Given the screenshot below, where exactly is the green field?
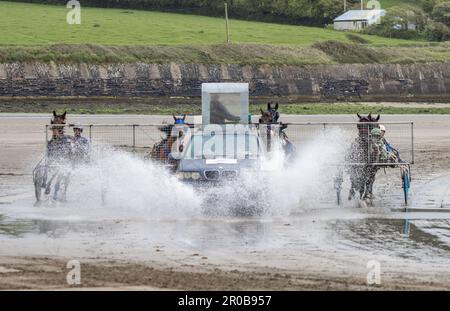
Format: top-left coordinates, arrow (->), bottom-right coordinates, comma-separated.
0,1 -> 423,46
1,1 -> 449,65
378,0 -> 421,8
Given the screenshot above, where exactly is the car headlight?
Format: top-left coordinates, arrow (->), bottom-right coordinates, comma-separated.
191,172 -> 200,180
177,172 -> 201,180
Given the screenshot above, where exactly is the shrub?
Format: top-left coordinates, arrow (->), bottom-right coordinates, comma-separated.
431,1 -> 450,27
425,21 -> 450,41
363,5 -> 427,40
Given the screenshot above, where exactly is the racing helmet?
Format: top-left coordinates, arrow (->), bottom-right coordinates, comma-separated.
371,127 -> 382,137
73,124 -> 83,132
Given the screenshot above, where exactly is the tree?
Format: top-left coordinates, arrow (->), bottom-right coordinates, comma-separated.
363,5 -> 427,39
312,0 -> 344,21
422,0 -> 439,13
431,1 -> 450,27
425,21 -> 450,41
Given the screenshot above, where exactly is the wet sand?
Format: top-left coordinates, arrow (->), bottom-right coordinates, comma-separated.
0,114 -> 450,290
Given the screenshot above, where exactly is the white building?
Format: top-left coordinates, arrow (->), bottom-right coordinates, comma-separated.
334,9 -> 386,31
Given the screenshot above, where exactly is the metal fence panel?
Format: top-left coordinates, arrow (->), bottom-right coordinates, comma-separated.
45,122 -> 414,165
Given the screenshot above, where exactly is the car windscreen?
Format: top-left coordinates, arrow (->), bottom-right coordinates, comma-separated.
185,133 -> 261,160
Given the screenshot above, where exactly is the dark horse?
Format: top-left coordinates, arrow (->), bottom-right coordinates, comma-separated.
259,102 -> 280,124
148,115 -> 188,168
346,113 -> 380,203
259,102 -> 295,159
33,111 -> 72,204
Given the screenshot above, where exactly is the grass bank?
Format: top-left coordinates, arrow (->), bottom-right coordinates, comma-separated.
1,42 -> 449,64
1,99 -> 449,115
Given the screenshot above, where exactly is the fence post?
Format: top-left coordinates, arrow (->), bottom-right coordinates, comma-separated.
224,2 -> 230,44
133,124 -> 136,151
411,122 -> 414,164
45,125 -> 48,147
89,125 -> 92,143
366,124 -> 370,164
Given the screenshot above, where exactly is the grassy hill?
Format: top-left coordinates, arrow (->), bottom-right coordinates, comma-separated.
0,1 -> 449,65
378,0 -> 421,8
0,1 -> 422,46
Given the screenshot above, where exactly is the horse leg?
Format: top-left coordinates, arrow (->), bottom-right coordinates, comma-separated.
354,167 -> 366,199
41,167 -> 48,188
33,167 -> 43,203
362,167 -> 377,200
61,173 -> 70,202
366,167 -> 379,198
348,169 -> 357,200
53,175 -> 62,201
34,182 -> 42,205
45,171 -> 57,195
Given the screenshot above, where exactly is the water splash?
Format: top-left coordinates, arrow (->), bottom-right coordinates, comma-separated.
27,128 -> 351,219
69,149 -> 202,220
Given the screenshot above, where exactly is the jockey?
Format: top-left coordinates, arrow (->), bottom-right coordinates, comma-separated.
279,130 -> 295,160
379,125 -> 401,160
71,124 -> 90,164
371,128 -> 397,163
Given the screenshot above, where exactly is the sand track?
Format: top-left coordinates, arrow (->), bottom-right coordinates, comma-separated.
1,114 -> 450,290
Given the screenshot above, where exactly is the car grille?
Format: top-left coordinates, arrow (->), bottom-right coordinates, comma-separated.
204,170 -> 220,180
204,170 -> 238,181
222,170 -> 237,179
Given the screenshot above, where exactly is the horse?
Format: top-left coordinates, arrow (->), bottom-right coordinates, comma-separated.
258,103 -> 295,159
148,115 -> 188,168
34,111 -> 73,204
346,113 -> 381,203
259,102 -> 280,124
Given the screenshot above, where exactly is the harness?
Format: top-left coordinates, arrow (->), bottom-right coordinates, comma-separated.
47,135 -> 73,163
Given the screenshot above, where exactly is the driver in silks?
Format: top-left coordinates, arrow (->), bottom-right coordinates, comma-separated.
370,128 -> 398,165
71,124 -> 91,165
379,125 -> 403,162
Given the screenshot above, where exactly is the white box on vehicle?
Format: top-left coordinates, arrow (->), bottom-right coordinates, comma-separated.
201,83 -> 249,126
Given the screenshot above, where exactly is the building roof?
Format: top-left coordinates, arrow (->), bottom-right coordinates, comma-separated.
334,9 -> 385,22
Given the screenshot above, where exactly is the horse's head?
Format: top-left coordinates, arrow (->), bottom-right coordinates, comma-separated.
259,102 -> 280,124
51,110 -> 67,125
356,113 -> 380,137
51,111 -> 67,134
357,113 -> 380,123
173,114 -> 186,125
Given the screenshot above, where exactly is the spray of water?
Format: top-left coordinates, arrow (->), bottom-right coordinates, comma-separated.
262,127 -> 350,214
55,128 -> 351,219
69,149 -> 202,220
